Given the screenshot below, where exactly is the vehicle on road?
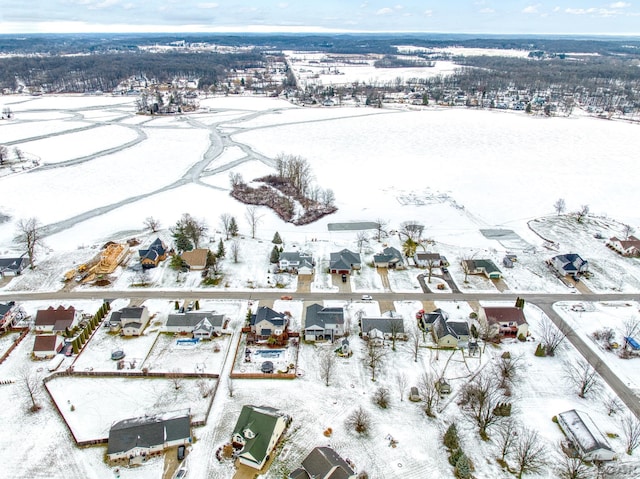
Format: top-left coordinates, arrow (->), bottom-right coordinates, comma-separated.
361,295 -> 372,301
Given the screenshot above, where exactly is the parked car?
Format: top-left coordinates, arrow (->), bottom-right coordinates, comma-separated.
177,445 -> 185,460
341,274 -> 347,283
361,295 -> 373,301
174,467 -> 187,479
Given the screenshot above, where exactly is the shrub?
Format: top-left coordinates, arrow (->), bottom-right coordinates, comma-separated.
534,343 -> 546,357
455,453 -> 472,479
449,448 -> 464,466
444,423 -> 460,450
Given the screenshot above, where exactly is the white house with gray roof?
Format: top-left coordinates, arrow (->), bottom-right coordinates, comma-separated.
557,409 -> 615,461
278,252 -> 314,274
304,304 -> 345,341
107,411 -> 191,463
165,310 -> 225,338
109,306 -> 149,336
550,253 -> 589,277
361,314 -> 406,342
329,249 -> 361,275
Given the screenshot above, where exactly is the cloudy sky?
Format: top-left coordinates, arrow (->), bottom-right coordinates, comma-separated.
0,1 -> 638,35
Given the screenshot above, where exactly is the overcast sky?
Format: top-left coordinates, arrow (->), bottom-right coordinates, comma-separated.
0,1 -> 638,35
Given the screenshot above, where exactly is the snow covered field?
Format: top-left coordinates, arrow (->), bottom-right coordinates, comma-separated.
1,94 -> 640,478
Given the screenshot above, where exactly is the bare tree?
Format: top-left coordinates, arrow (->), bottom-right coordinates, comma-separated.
564,359 -> 601,399
374,218 -> 388,242
496,353 -> 524,388
13,147 -> 23,162
229,172 -> 244,188
396,372 -> 408,401
168,368 -> 183,390
622,317 -> 640,350
319,350 -> 336,387
244,206 -> 263,239
604,395 -> 623,416
461,256 -> 472,283
408,327 -> 421,362
230,240 -> 240,263
387,318 -> 404,351
322,188 -> 335,207
621,413 -> 640,455
197,378 -> 215,398
345,406 -> 371,434
373,386 -> 390,408
173,213 -> 208,249
574,205 -> 590,223
458,371 -> 505,439
0,145 -> 8,165
553,198 -> 566,216
513,428 -> 548,479
419,371 -> 439,418
539,316 -> 568,356
622,223 -> 635,240
365,340 -> 387,381
16,367 -> 42,412
425,257 -> 439,283
495,418 -> 518,463
356,231 -> 369,253
219,213 -> 232,240
143,216 -> 161,232
555,453 -> 594,479
400,221 -> 424,242
15,217 -> 42,268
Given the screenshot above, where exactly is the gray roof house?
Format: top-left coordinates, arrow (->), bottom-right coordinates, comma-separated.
0,254 -> 30,277
557,409 -> 615,461
107,411 -> 191,462
463,259 -> 502,279
414,252 -> 446,268
432,315 -> 470,348
289,446 -> 356,479
250,306 -> 288,339
373,246 -> 404,268
278,252 -> 314,274
109,306 -> 150,336
329,249 -> 361,274
304,304 -> 345,342
419,308 -> 448,332
166,311 -> 225,337
232,405 -> 289,470
361,314 -> 406,342
550,253 -> 589,276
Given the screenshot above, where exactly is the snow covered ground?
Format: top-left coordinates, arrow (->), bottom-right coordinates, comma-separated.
1,94 -> 640,478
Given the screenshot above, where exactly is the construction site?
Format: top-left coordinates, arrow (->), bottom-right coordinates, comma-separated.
63,242 -> 130,286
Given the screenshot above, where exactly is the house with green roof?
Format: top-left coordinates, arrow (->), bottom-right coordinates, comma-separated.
463,259 -> 502,279
232,405 -> 290,470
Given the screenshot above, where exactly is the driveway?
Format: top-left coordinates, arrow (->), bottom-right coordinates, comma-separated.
331,274 -> 351,293
296,274 -> 313,294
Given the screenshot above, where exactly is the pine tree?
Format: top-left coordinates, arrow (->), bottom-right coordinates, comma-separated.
229,217 -> 239,237
448,448 -> 463,467
272,231 -> 283,244
217,238 -> 226,258
455,454 -> 471,479
195,300 -> 200,310
174,301 -> 180,310
444,424 -> 460,450
270,246 -> 280,264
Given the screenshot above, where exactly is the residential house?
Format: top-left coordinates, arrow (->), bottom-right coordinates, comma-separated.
34,306 -> 79,334
607,236 -> 640,257
463,259 -> 503,279
289,446 -> 356,479
250,306 -> 288,341
107,412 -> 191,463
557,409 -> 615,462
278,252 -> 314,275
138,238 -> 168,269
550,253 -> 589,277
0,254 -> 30,277
432,315 -> 470,348
304,304 -> 345,342
329,249 -> 361,275
478,306 -> 529,338
414,252 -> 447,268
361,314 -> 406,342
180,248 -> 209,270
0,302 -> 16,332
32,335 -> 64,359
373,246 -> 404,269
419,308 -> 448,333
165,311 -> 225,338
109,306 -> 150,336
232,405 -> 289,470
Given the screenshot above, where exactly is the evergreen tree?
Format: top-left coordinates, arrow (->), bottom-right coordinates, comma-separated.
270,246 -> 280,264
444,424 -> 460,450
174,300 -> 180,310
217,238 -> 226,258
448,448 -> 463,467
174,233 -> 193,252
455,454 -> 471,479
195,300 -> 200,310
272,231 -> 283,244
229,217 -> 239,237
